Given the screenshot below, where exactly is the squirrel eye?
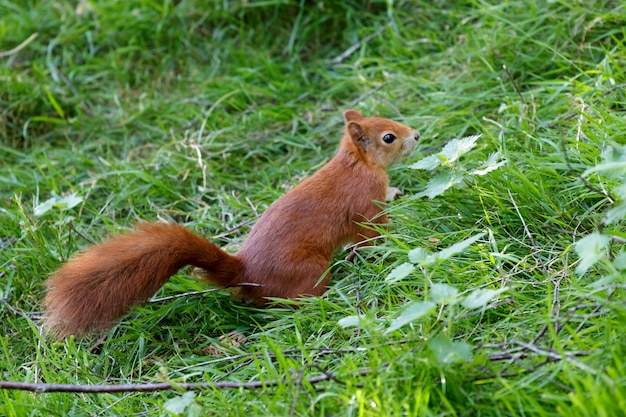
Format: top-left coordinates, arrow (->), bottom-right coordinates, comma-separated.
382,133 -> 397,144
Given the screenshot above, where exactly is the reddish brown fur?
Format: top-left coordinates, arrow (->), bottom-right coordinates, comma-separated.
43,110 -> 419,337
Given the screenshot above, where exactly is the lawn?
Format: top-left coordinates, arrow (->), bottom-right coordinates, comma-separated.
1,0 -> 625,415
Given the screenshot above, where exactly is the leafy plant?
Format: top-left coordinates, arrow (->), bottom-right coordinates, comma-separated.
340,233 -> 507,365
575,144 -> 626,276
33,192 -> 83,217
410,134 -> 507,199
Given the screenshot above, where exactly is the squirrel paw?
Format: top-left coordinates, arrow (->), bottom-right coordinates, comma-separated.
386,186 -> 403,201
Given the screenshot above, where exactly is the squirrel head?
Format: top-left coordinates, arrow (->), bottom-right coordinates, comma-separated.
342,110 -> 420,168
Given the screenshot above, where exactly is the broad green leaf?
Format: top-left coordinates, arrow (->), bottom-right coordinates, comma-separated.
584,161 -> 626,179
408,247 -> 429,264
407,234 -> 484,267
338,315 -> 361,328
409,154 -> 440,170
588,274 -> 616,289
583,145 -> 626,179
164,392 -> 196,414
603,185 -> 626,224
60,193 -> 83,210
613,251 -> 626,270
385,301 -> 436,334
34,198 -> 56,217
605,201 -> 626,225
429,334 -> 473,364
417,172 -> 456,199
386,262 -> 416,283
433,232 -> 485,262
575,232 -> 611,275
440,134 -> 480,164
430,283 -> 459,305
409,134 -> 481,171
599,145 -> 626,165
34,192 -> 84,217
472,152 -> 507,176
461,288 -> 507,309
612,183 -> 626,200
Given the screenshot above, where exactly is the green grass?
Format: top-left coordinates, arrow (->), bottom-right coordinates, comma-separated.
1,0 -> 626,415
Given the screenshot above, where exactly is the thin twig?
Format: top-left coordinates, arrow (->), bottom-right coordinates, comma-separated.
486,340 -> 596,360
212,220 -> 253,240
289,367 -> 307,417
507,190 -> 537,250
148,283 -> 263,303
0,33 -> 39,58
513,341 -> 598,374
349,83 -> 387,109
532,258 -> 567,343
502,65 -> 526,105
507,190 -> 548,272
0,368 -> 372,394
68,222 -> 95,245
574,289 -> 615,334
174,344 -> 372,376
558,112 -> 613,201
213,359 -> 254,383
329,24 -> 390,65
56,67 -> 94,117
553,82 -> 626,126
0,298 -> 28,318
1,237 -> 17,249
475,357 -> 555,381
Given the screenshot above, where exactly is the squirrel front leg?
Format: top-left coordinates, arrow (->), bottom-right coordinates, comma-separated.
345,213 -> 388,262
346,184 -> 404,260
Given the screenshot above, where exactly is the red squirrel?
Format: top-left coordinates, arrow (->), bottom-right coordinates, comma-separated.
43,110 -> 419,337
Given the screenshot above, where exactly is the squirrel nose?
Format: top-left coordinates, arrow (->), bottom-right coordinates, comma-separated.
413,131 -> 420,141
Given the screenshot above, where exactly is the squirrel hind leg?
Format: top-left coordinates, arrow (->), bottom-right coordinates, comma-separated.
195,254 -> 244,286
234,258 -> 331,302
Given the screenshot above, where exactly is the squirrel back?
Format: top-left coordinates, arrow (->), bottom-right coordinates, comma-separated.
43,110 -> 419,337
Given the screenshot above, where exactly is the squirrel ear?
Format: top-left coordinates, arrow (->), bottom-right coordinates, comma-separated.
343,110 -> 364,123
347,121 -> 369,152
347,121 -> 363,141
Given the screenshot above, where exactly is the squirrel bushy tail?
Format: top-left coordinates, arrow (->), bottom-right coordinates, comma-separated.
43,222 -> 242,337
